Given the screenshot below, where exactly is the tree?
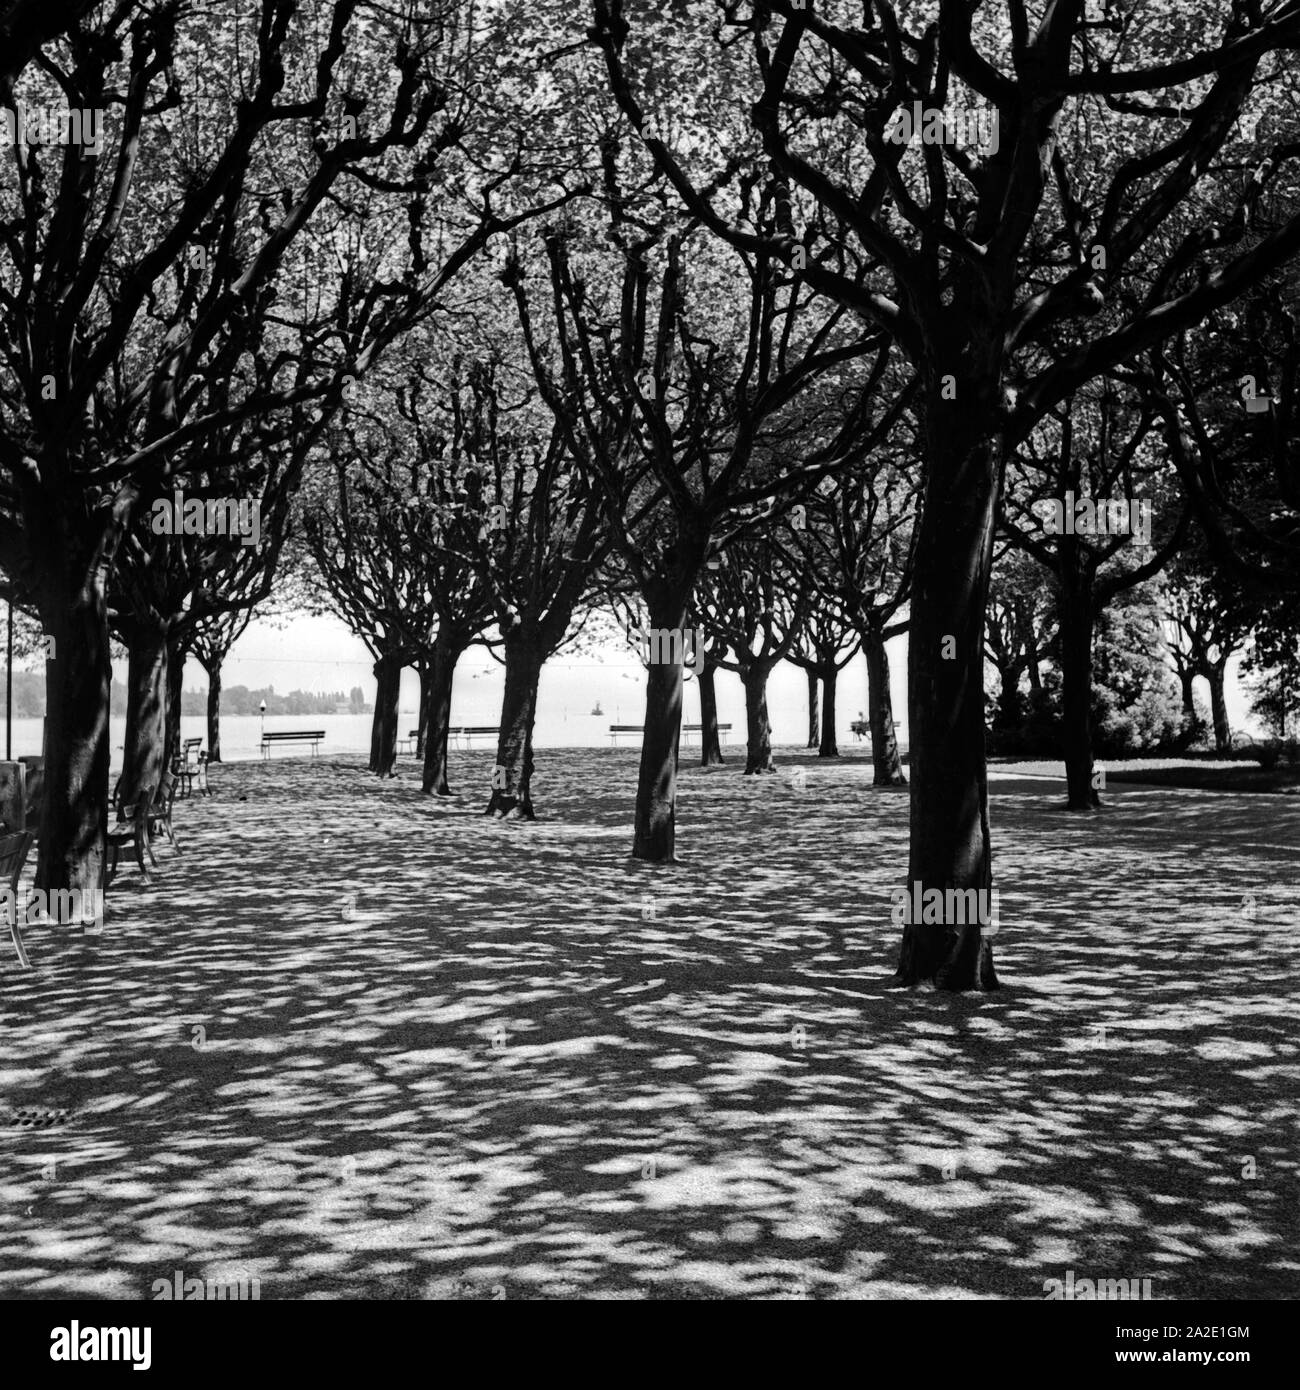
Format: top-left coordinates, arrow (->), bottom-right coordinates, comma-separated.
110,399 -> 315,801
985,546 -> 1053,738
1241,587 -> 1300,740
1002,381 -> 1190,806
787,586 -> 860,759
1162,543 -> 1258,751
302,421 -> 442,779
0,0 -> 582,898
190,607 -> 255,764
509,161 -> 893,856
688,620 -> 729,767
0,2 -> 475,893
593,0 -> 1300,985
788,450 -> 918,787
802,666 -> 819,750
1092,583 -> 1187,756
375,322 -> 612,817
699,534 -> 811,774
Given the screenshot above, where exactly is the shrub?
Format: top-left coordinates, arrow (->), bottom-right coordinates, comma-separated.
1256,741 -> 1282,770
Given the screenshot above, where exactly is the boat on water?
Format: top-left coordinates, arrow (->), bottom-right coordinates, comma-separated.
591,701 -> 604,716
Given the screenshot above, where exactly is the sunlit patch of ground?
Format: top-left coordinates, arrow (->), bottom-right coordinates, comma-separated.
996,756 -> 1300,794
0,749 -> 1296,1300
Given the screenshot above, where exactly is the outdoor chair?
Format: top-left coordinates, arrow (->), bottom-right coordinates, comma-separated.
173,739 -> 210,798
105,780 -> 154,886
148,771 -> 181,854
0,830 -> 35,968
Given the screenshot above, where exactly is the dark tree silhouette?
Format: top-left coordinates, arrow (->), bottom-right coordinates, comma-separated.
508,163 -> 889,858
594,0 -> 1300,986
0,3 -> 476,893
699,535 -> 811,775
1002,382 -> 1190,807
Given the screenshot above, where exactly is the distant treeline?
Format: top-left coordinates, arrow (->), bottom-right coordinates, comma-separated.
1,672 -> 370,718
0,669 -> 112,718
183,685 -> 371,717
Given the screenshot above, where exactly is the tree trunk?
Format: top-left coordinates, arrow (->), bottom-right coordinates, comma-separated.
486,632 -> 543,818
818,665 -> 839,757
416,659 -> 432,760
421,633 -> 460,796
632,577 -> 701,862
806,668 -> 819,748
892,404 -> 999,993
995,663 -> 1025,731
164,636 -> 184,777
1021,600 -> 1043,694
369,652 -> 401,777
1058,567 -> 1100,811
205,656 -> 223,762
1209,660 -> 1232,752
698,659 -> 724,766
1179,668 -> 1196,718
1026,645 -> 1043,692
741,665 -> 776,774
865,624 -> 905,787
634,652 -> 685,859
36,568 -> 112,897
121,621 -> 169,806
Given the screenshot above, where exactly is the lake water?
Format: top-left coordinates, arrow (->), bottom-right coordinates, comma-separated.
1,654 -> 906,766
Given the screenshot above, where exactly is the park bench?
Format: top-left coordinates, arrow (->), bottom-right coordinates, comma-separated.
173,738 -> 209,797
397,727 -> 497,754
105,780 -> 153,886
19,756 -> 42,833
449,726 -> 499,749
611,724 -> 733,745
0,830 -> 34,968
682,723 -> 731,743
148,770 -> 181,854
260,730 -> 324,759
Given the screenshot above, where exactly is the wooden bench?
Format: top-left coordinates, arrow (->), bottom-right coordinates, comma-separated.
173,737 -> 209,797
611,724 -> 733,745
449,726 -> 499,749
0,830 -> 34,967
19,756 -> 42,833
260,730 -> 324,759
682,723 -> 731,744
105,780 -> 153,886
397,727 -> 498,754
148,770 -> 182,854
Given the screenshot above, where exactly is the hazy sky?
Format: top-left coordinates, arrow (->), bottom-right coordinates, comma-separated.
144,610 -> 1262,744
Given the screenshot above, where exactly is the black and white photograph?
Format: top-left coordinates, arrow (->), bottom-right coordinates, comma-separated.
0,0 -> 1297,1356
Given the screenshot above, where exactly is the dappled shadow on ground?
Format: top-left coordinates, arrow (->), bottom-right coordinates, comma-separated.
0,750 -> 1296,1299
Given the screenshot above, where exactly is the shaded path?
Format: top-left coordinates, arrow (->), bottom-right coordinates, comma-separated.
1,752 -> 1296,1298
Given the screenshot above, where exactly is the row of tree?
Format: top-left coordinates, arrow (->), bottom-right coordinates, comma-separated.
1,1 -> 1298,996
